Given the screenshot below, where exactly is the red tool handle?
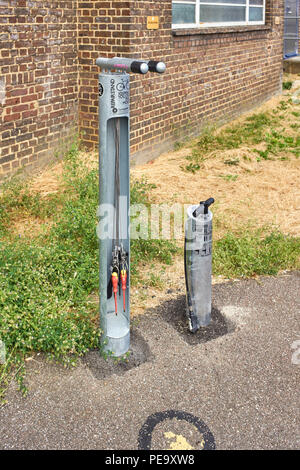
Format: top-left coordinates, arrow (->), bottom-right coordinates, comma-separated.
121,270 -> 127,312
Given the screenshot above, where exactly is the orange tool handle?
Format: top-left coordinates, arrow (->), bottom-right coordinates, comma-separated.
112,272 -> 118,315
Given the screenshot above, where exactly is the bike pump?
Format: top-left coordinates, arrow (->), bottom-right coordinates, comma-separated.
96,57 -> 166,356
184,198 -> 215,332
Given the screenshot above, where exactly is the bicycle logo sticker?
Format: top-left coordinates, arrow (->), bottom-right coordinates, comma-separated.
116,79 -> 129,92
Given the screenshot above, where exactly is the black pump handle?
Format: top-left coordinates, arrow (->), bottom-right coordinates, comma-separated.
200,198 -> 215,214
193,197 -> 215,217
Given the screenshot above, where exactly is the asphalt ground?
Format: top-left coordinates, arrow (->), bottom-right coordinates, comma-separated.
0,271 -> 299,450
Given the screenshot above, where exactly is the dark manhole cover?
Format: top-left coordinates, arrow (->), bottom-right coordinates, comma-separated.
138,410 -> 216,450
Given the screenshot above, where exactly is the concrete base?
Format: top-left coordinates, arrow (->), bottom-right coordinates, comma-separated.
283,56 -> 300,74
102,312 -> 130,357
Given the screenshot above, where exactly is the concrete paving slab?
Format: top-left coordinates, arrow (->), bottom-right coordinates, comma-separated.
0,271 -> 299,450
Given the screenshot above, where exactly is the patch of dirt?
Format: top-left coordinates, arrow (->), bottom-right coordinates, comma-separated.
146,294 -> 234,345
10,216 -> 53,239
129,255 -> 231,318
82,328 -> 152,379
30,161 -> 64,197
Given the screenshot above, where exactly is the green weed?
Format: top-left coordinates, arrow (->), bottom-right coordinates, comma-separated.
254,149 -> 270,160
218,174 -> 239,181
181,162 -> 201,173
213,229 -> 300,278
278,100 -> 289,111
283,81 -> 293,90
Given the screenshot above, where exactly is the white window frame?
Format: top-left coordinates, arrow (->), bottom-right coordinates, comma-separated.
172,0 -> 266,28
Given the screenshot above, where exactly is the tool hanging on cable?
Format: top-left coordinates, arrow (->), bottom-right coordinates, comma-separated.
109,119 -> 129,315
111,245 -> 120,315
120,270 -> 127,312
120,243 -> 128,313
109,118 -> 121,315
112,272 -> 119,315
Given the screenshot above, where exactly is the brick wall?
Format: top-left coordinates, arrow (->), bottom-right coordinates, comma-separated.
0,1 -> 284,178
78,1 -> 131,148
0,0 -> 78,180
77,0 -> 284,164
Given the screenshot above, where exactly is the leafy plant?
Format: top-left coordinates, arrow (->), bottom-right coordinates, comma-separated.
283,81 -> 293,90
181,162 -> 201,173
218,174 -> 239,181
254,149 -> 270,160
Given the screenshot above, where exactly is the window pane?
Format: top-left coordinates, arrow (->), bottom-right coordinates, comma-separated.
284,18 -> 298,36
200,0 -> 246,4
285,0 -> 298,16
200,5 -> 246,22
249,7 -> 263,21
172,3 -> 196,24
284,39 -> 298,56
249,0 -> 263,5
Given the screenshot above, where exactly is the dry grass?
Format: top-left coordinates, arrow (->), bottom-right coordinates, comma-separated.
30,162 -> 64,197
5,150 -> 98,239
10,217 -> 53,239
131,150 -> 300,238
16,79 -> 300,242
131,90 -> 300,240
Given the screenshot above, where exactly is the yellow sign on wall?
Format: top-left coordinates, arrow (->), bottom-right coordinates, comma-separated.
147,16 -> 159,30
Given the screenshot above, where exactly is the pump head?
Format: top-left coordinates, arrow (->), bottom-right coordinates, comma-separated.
193,198 -> 215,217
96,57 -> 149,74
96,57 -> 166,75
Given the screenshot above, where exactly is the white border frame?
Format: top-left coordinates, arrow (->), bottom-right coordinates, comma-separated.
172,0 -> 266,28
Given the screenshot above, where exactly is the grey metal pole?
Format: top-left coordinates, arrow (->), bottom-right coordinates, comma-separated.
98,70 -> 131,356
97,57 -> 166,356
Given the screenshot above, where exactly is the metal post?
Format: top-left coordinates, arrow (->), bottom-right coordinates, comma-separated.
184,198 -> 215,332
97,57 -> 166,356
